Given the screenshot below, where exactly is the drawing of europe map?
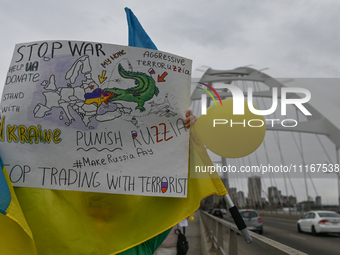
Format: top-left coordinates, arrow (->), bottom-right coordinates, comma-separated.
1,41 -> 192,197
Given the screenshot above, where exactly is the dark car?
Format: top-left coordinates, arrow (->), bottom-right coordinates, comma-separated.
207,207 -> 214,214
211,209 -> 223,218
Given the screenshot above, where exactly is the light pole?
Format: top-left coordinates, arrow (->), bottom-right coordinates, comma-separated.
337,147 -> 340,210
333,147 -> 340,210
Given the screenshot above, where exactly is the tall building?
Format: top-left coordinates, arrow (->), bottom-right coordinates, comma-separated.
268,186 -> 280,205
248,176 -> 262,206
315,196 -> 322,207
237,191 -> 246,208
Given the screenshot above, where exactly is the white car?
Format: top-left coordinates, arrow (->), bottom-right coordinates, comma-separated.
297,210 -> 340,235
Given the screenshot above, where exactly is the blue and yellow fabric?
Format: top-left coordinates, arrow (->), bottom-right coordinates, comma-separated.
0,8 -> 227,255
0,156 -> 37,255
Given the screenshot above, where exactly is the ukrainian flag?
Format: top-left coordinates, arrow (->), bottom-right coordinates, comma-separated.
125,7 -> 158,50
5,127 -> 226,255
0,157 -> 37,255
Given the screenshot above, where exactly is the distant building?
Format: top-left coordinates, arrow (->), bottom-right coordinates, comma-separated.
281,195 -> 295,206
281,195 -> 288,205
248,176 -> 262,207
315,196 -> 322,207
288,195 -> 297,205
298,200 -> 315,211
201,194 -> 222,209
229,187 -> 237,202
237,191 -> 246,208
268,186 -> 279,205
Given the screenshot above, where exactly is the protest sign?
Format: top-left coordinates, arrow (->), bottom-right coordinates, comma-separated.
1,40 -> 192,197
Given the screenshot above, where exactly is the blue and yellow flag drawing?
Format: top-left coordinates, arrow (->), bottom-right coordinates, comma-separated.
0,8 -> 227,255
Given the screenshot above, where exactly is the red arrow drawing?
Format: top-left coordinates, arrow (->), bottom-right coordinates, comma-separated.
158,72 -> 168,82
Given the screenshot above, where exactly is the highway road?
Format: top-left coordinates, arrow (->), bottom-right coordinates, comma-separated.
223,215 -> 340,254
261,216 -> 340,255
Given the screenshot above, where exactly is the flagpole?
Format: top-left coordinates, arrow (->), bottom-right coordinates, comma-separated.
224,194 -> 252,244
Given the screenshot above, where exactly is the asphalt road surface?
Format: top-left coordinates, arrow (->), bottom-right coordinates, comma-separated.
223,215 -> 340,254
261,216 -> 340,255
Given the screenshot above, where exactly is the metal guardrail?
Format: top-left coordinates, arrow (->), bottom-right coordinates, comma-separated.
199,210 -> 307,255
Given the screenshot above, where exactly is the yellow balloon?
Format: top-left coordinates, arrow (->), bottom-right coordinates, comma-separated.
194,98 -> 266,158
189,216 -> 194,221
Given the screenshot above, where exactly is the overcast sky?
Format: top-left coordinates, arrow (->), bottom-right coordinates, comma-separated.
2,0 -> 340,83
1,0 -> 340,205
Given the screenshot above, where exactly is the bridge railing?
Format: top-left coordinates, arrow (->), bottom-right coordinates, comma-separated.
199,210 -> 307,255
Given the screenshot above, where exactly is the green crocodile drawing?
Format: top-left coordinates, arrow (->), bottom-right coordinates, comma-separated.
104,63 -> 159,112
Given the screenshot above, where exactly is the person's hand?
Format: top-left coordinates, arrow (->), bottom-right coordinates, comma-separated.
184,110 -> 197,128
